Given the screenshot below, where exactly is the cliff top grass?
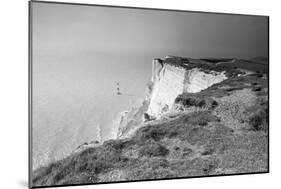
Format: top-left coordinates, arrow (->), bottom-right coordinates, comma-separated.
163,56 -> 268,76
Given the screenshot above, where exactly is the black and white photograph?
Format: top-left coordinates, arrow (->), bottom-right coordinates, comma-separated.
29,1 -> 269,188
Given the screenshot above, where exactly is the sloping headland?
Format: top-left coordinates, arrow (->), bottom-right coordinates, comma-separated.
32,56 -> 268,187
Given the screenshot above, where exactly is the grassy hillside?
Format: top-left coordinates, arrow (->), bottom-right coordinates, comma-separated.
32,70 -> 268,187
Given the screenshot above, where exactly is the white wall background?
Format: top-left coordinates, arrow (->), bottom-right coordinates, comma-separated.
0,0 -> 279,188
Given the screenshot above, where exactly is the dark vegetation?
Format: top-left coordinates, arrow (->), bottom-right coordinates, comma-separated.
248,110 -> 268,131
138,143 -> 169,157
200,58 -> 234,63
247,99 -> 268,132
164,56 -> 268,76
175,93 -> 219,109
133,111 -> 221,143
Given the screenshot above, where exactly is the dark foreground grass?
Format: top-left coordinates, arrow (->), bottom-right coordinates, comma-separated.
32,107 -> 268,187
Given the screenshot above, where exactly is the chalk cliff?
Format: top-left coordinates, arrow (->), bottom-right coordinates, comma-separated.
146,57 -> 227,119
117,56 -> 239,138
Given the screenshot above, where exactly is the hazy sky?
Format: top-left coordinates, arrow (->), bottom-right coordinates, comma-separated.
33,2 -> 268,58
31,2 -> 268,168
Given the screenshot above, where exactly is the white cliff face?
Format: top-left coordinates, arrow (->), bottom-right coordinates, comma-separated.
146,60 -> 227,118
183,68 -> 227,93
147,60 -> 186,118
